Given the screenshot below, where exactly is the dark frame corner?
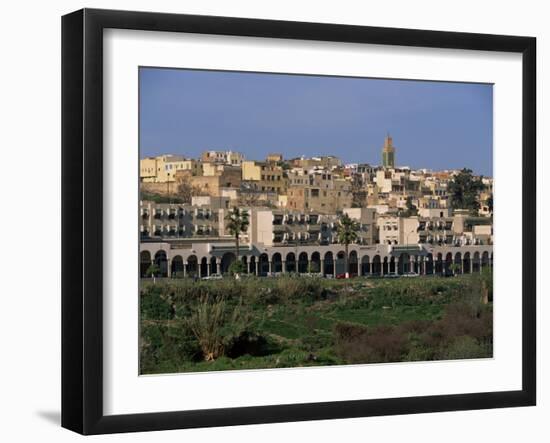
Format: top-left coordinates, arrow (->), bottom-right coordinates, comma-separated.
62,8 -> 536,435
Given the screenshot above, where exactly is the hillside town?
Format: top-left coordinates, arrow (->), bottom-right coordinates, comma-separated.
139,135 -> 493,279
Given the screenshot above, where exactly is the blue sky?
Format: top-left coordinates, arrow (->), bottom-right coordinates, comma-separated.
139,67 -> 493,177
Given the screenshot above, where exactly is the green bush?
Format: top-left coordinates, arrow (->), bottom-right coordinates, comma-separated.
228,260 -> 247,275
140,288 -> 174,320
140,322 -> 200,373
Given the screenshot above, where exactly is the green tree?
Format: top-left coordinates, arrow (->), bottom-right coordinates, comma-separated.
486,193 -> 493,215
449,263 -> 461,276
401,196 -> 418,217
224,207 -> 250,259
146,263 -> 161,284
448,168 -> 485,214
336,213 -> 360,278
228,260 -> 247,276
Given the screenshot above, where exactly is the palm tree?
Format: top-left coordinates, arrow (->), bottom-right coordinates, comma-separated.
336,213 -> 359,278
224,207 -> 249,259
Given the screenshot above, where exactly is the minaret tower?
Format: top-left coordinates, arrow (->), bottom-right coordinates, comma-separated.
382,133 -> 396,169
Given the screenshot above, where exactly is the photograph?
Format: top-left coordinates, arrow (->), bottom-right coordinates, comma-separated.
138,68 -> 494,375
0,0 -> 543,439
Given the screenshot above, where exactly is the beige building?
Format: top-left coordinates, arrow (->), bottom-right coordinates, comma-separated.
140,155 -> 202,183
241,161 -> 286,193
378,215 -> 420,245
140,200 -> 225,240
202,162 -> 240,177
342,207 -> 377,245
248,209 -> 275,246
378,213 -> 493,247
176,166 -> 241,197
248,207 -> 376,248
140,157 -> 158,182
418,207 -> 451,218
291,155 -> 342,169
201,150 -> 244,165
139,145 -> 494,278
266,153 -> 283,163
141,238 -> 492,278
286,170 -> 352,213
191,195 -> 232,209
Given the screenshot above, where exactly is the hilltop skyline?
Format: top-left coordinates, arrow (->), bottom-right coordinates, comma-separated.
139,67 -> 493,176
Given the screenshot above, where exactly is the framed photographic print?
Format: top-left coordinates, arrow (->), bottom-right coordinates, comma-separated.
61,8 -> 536,435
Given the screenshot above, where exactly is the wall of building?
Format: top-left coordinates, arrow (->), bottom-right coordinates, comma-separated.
140,181 -> 176,196
251,209 -> 274,246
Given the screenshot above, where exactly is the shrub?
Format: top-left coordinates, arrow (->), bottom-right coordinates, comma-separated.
333,322 -> 408,364
140,322 -> 200,373
185,295 -> 226,361
185,295 -> 252,361
244,275 -> 326,306
440,335 -> 492,360
425,302 -> 492,346
140,288 -> 174,320
299,331 -> 332,353
418,301 -> 492,359
273,275 -> 303,302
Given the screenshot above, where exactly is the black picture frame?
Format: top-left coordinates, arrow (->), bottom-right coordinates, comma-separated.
61,8 -> 536,435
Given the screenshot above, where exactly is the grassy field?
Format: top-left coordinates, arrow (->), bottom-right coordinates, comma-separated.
140,272 -> 493,374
